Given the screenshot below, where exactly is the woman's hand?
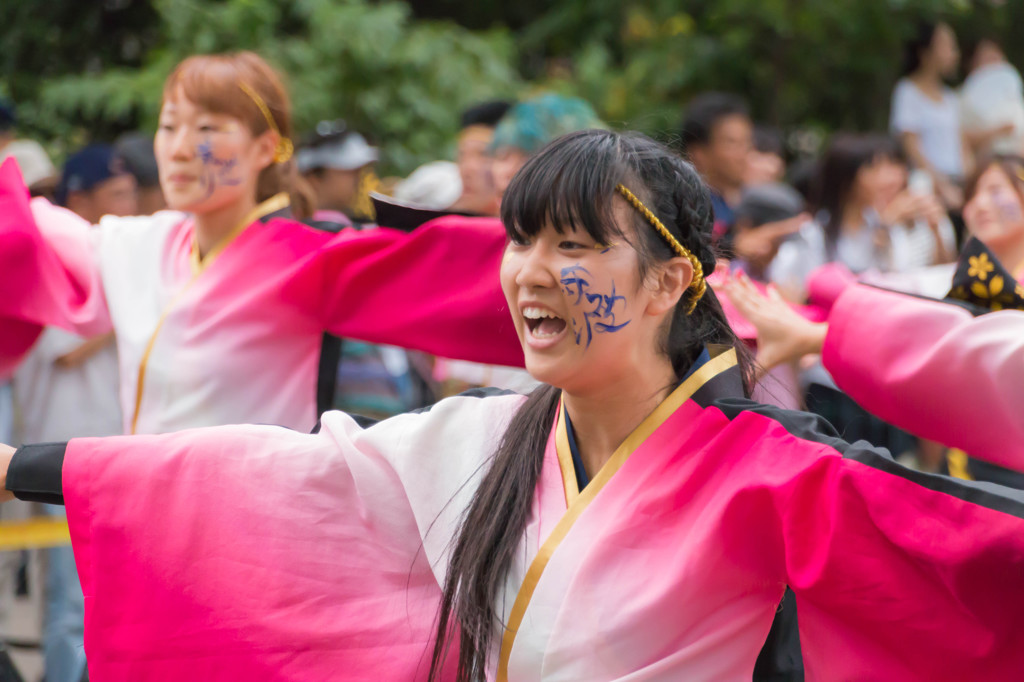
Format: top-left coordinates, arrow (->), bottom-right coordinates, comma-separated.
918,194 -> 947,231
934,175 -> 964,211
1,444 -> 15,503
723,272 -> 828,376
731,213 -> 808,270
880,190 -> 925,227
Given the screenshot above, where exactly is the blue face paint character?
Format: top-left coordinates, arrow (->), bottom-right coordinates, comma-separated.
197,139 -> 243,200
560,264 -> 631,348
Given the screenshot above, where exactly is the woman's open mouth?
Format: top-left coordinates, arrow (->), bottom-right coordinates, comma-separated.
523,306 -> 567,342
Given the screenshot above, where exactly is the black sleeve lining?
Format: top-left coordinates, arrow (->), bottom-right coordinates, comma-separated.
6,442 -> 67,505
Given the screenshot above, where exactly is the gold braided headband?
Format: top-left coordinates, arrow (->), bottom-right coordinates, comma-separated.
615,184 -> 706,314
238,81 -> 294,164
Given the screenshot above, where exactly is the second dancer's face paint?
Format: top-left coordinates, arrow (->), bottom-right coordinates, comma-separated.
155,90 -> 271,216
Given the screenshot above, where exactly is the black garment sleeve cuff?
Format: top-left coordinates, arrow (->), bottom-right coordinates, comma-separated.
6,442 -> 67,505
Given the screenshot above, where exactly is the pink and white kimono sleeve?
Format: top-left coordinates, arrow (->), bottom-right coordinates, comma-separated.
766,423 -> 1024,679
823,284 -> 1024,473
310,215 -> 524,367
0,159 -> 112,375
62,391 -> 525,680
0,159 -> 111,336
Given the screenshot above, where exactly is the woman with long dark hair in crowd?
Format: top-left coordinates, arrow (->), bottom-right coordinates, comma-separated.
0,52 -> 521,436
2,130 -> 1023,681
769,133 -> 954,298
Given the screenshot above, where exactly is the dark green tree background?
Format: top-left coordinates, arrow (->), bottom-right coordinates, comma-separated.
0,0 -> 1016,174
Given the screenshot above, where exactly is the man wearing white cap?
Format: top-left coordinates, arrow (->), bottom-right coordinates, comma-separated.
297,120 -> 379,227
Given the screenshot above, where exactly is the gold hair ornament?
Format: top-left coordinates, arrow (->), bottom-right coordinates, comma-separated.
615,184 -> 706,314
238,81 -> 293,164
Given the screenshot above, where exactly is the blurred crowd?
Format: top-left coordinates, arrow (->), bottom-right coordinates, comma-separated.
2,18 -> 1024,682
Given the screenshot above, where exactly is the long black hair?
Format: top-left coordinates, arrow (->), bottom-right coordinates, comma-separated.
902,20 -> 942,76
428,129 -> 755,681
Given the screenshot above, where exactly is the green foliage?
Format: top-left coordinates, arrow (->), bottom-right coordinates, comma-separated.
0,0 -> 1018,170
526,0 -> 999,149
5,0 -> 518,174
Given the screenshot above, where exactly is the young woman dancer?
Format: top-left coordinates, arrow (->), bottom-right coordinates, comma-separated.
0,52 -> 520,435
4,131 -> 1024,681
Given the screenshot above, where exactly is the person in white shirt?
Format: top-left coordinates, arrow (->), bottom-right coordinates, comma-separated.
769,134 -> 953,299
890,21 -> 971,209
960,38 -> 1024,163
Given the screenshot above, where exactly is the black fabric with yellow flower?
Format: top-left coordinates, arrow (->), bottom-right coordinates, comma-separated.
943,237 -> 1024,488
946,238 -> 1024,313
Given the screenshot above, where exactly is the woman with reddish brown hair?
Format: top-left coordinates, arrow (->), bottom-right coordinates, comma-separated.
0,51 -> 520,435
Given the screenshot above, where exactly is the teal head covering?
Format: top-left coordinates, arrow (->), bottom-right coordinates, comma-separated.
490,94 -> 605,156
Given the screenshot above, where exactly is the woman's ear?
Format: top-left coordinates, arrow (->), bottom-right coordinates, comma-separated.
253,130 -> 279,171
646,256 -> 694,316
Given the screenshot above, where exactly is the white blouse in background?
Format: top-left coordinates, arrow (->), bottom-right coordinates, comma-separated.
768,211 -> 955,297
890,78 -> 964,178
961,61 -> 1024,156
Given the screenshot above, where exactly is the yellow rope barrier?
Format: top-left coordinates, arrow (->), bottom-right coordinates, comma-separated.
0,517 -> 71,551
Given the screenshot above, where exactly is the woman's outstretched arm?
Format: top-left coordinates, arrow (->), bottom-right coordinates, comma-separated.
1,390 -> 521,679
725,275 -> 1024,473
307,215 -> 525,367
719,403 -> 1024,679
2,420 -> 448,679
0,158 -> 116,377
821,284 -> 1024,472
781,435 -> 1024,679
0,444 -> 15,503
0,159 -> 112,337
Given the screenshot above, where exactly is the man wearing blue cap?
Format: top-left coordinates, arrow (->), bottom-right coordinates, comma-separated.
56,144 -> 137,222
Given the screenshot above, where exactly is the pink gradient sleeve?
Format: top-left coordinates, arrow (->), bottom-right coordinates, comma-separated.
0,318 -> 43,379
314,215 -> 525,366
62,421 -> 454,680
804,261 -> 856,310
823,285 -> 1024,473
772,434 -> 1024,679
0,158 -> 111,348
